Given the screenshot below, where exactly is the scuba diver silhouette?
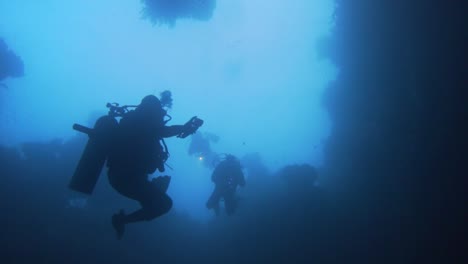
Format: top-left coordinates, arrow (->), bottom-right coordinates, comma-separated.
206,154 -> 245,215
69,92 -> 203,239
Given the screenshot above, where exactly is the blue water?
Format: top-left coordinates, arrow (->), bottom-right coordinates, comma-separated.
0,0 -> 335,222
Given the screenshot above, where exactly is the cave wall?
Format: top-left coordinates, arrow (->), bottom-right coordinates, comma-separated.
323,0 -> 467,261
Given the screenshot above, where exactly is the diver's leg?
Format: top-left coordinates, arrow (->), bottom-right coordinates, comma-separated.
118,189 -> 172,222
224,190 -> 237,215
127,193 -> 173,222
140,178 -> 173,221
121,209 -> 147,223
206,187 -> 221,209
111,191 -> 172,239
108,169 -> 137,239
207,188 -> 223,216
109,171 -> 173,238
109,170 -> 152,239
213,202 -> 220,216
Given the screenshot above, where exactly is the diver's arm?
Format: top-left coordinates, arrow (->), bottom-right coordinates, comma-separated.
161,116 -> 204,138
211,167 -> 221,183
161,125 -> 185,138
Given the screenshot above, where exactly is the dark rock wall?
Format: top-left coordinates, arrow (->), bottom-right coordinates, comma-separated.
323,1 -> 467,261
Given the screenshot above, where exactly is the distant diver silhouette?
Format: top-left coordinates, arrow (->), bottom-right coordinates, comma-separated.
69,91 -> 203,239
206,154 -> 245,215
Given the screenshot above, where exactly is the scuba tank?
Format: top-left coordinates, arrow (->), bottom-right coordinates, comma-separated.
69,102 -> 136,194
69,99 -> 173,195
69,115 -> 119,194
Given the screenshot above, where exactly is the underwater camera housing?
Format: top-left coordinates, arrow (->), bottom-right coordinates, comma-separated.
178,116 -> 204,138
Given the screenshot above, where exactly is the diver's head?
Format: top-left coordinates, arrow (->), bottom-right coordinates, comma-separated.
137,95 -> 166,121
225,154 -> 236,161
224,154 -> 240,166
140,95 -> 161,108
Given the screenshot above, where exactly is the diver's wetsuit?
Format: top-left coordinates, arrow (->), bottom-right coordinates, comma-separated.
108,168 -> 172,222
206,157 -> 245,215
107,106 -> 186,225
106,108 -> 170,222
105,94 -> 202,239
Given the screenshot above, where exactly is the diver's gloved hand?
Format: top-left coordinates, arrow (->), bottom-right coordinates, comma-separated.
178,116 -> 204,138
